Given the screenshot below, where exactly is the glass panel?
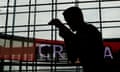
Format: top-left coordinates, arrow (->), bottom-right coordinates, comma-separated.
102,8 -> 120,21
57,11 -> 66,23
83,9 -> 99,22
14,32 -> 27,37
78,0 -> 95,1
14,27 -> 27,32
24,42 -> 33,47
102,22 -> 120,27
0,28 -> 5,33
37,0 -> 52,4
5,39 -> 10,48
35,31 -> 51,39
90,23 -> 101,28
35,30 -> 63,40
5,27 -> 12,33
4,66 -> 9,71
101,1 -> 120,7
36,12 -> 51,24
37,5 -> 51,11
13,40 -> 22,47
29,13 -> 34,25
16,0 -> 29,5
29,32 -> 34,38
58,0 -> 76,3
35,26 -> 51,31
15,14 -> 28,26
0,38 -> 5,47
16,7 -> 28,12
11,66 -> 19,70
0,8 -> 6,13
103,28 -> 120,38
7,14 -> 13,26
9,0 -> 14,6
0,0 -> 7,6
0,15 -> 6,26
78,2 -> 99,8
57,4 -> 74,10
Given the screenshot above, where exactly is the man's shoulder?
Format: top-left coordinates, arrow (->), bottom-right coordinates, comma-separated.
85,23 -> 100,33
86,24 -> 97,30
87,24 -> 96,29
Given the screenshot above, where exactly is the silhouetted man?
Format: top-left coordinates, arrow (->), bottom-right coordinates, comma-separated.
48,6 -> 105,72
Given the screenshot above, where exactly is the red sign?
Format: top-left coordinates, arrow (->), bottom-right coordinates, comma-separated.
0,38 -> 120,61
104,42 -> 120,53
0,47 -> 35,61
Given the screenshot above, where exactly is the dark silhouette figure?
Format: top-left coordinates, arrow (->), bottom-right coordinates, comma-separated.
48,7 -> 105,72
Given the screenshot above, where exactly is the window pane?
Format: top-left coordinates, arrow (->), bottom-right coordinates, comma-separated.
16,7 -> 28,12
83,9 -> 99,22
101,1 -> 120,7
0,0 -> 7,6
102,8 -> 120,21
103,28 -> 120,38
16,0 -> 29,5
0,15 -> 6,26
15,14 -> 28,26
35,26 -> 51,31
0,28 -> 5,33
58,4 -> 74,10
36,12 -> 51,24
37,0 -> 52,4
14,27 -> 27,32
102,22 -> 120,27
14,32 -> 27,37
35,31 -> 51,39
58,0 -> 75,3
57,11 -> 66,23
37,5 -> 51,11
7,14 -> 13,26
79,2 -> 99,8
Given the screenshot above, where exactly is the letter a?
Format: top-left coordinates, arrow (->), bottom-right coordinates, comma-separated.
104,46 -> 113,59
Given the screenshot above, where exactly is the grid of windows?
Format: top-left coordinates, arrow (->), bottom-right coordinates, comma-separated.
0,0 -> 120,72
0,0 -> 120,39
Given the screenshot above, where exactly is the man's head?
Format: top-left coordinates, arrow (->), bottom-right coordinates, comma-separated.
63,7 -> 84,31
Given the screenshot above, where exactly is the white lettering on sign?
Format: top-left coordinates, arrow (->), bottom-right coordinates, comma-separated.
104,46 -> 113,59
38,44 -> 65,59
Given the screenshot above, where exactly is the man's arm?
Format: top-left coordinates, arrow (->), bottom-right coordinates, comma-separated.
48,18 -> 74,39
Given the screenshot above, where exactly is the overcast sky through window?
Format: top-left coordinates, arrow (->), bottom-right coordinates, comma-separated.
0,0 -> 120,40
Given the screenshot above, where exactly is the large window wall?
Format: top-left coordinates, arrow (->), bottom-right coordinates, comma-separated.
0,0 -> 120,72
0,0 -> 120,40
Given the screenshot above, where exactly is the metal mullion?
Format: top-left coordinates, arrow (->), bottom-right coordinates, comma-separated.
0,24 -> 48,28
3,24 -> 120,34
26,0 -> 32,71
54,0 -> 58,71
9,0 -> 17,72
0,3 -> 54,8
3,1 -> 10,63
33,0 -> 37,71
4,0 -> 10,35
0,1 -> 102,8
0,0 -> 119,8
1,20 -> 120,29
1,29 -> 57,33
1,0 -> 10,71
4,0 -> 10,49
50,0 -> 55,72
98,0 -> 103,35
75,0 -> 80,71
19,41 -> 24,72
0,10 -> 52,15
75,0 -> 79,7
1,6 -> 120,15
